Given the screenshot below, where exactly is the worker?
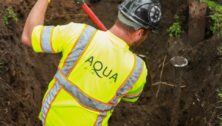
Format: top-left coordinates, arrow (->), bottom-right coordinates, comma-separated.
21,0 -> 162,125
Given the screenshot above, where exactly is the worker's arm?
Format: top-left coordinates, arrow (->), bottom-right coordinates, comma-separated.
122,61 -> 148,102
21,0 -> 49,46
21,0 -> 87,54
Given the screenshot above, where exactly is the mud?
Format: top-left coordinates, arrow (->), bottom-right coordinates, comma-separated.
0,0 -> 221,126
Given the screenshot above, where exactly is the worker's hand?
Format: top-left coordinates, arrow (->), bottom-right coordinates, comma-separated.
89,0 -> 101,4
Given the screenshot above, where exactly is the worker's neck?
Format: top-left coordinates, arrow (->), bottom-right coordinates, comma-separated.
109,24 -> 133,47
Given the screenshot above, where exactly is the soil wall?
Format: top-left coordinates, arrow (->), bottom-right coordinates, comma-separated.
0,0 -> 221,125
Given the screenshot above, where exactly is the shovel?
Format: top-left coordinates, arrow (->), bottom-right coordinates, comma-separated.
75,0 -> 107,31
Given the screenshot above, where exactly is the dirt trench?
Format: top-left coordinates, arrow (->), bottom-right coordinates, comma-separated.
0,0 -> 221,126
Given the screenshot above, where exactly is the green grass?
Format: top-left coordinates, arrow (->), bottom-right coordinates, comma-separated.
218,88 -> 222,124
203,0 -> 222,37
167,15 -> 183,38
217,46 -> 222,56
1,7 -> 18,25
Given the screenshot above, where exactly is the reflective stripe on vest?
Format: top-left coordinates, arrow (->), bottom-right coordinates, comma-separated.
41,25 -> 144,126
109,56 -> 143,105
124,91 -> 142,99
42,82 -> 61,126
55,70 -> 115,112
41,25 -> 98,125
41,26 -> 54,52
94,112 -> 107,126
62,25 -> 97,75
94,56 -> 143,126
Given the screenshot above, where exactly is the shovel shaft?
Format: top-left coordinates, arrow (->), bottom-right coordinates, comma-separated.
81,3 -> 107,31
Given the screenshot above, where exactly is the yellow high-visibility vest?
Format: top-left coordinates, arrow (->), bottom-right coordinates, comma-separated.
32,23 -> 148,126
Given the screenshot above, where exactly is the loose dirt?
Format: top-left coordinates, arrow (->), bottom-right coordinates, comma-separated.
0,0 -> 221,126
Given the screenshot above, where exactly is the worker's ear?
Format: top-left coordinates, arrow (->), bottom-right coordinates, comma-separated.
132,29 -> 146,42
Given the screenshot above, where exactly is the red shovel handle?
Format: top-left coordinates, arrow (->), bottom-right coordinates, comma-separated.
81,3 -> 107,31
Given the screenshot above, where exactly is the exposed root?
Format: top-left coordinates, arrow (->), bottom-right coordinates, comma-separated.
152,81 -> 186,88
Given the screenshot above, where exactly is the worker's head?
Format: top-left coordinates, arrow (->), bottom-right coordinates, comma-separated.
117,0 -> 162,46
